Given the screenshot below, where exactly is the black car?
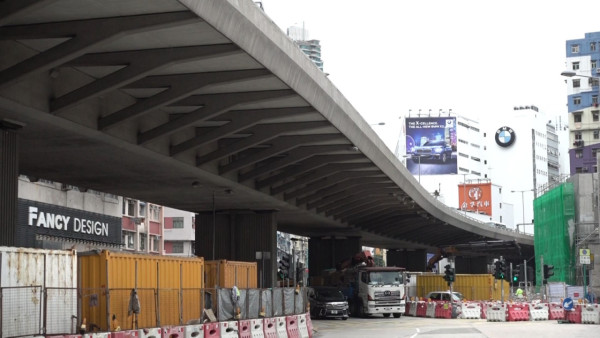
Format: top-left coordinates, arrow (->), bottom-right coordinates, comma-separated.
308,286 -> 349,320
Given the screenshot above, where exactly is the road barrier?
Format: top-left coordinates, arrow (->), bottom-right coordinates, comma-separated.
304,313 -> 313,338
250,319 -> 264,338
184,324 -> 204,338
285,315 -> 300,338
566,305 -> 582,324
404,301 -> 412,316
111,330 -> 139,338
203,323 -> 219,338
238,320 -> 251,338
528,303 -> 549,321
425,302 -> 436,318
507,304 -> 529,321
460,303 -> 481,319
581,304 -> 600,324
275,316 -> 288,338
408,301 -> 418,317
219,321 -> 238,338
297,314 -> 309,338
416,301 -> 427,317
434,302 -> 452,319
263,318 -> 277,338
548,303 -> 565,320
162,326 -> 185,338
486,303 -> 507,322
479,302 -> 488,319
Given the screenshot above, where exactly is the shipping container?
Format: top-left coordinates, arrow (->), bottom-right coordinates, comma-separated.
78,250 -> 204,330
415,273 -> 511,301
0,246 -> 77,337
204,260 -> 257,288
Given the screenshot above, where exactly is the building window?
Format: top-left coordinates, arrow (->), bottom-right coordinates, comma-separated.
593,111 -> 599,122
123,232 -> 135,250
572,60 -> 580,69
592,42 -> 597,51
593,60 -> 598,69
500,216 -> 503,223
172,242 -> 184,254
138,202 -> 146,217
173,217 -> 184,229
575,132 -> 582,140
139,233 -> 147,251
149,204 -> 160,221
573,79 -> 581,88
592,78 -> 600,87
123,199 -> 136,216
151,235 -> 160,252
574,97 -> 581,105
593,149 -> 599,158
593,95 -> 599,105
594,130 -> 600,140
575,149 -> 583,158
574,113 -> 582,123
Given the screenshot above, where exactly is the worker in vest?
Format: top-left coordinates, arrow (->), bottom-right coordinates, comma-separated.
515,287 -> 524,300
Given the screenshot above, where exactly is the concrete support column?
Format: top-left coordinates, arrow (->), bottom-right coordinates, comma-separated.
195,211 -> 278,287
0,123 -> 21,246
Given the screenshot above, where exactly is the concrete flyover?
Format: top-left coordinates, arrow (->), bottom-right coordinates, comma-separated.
0,0 -> 533,257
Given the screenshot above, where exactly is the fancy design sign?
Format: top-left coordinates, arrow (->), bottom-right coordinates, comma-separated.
458,182 -> 492,216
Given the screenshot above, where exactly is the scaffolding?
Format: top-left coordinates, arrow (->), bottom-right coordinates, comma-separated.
533,182 -> 576,285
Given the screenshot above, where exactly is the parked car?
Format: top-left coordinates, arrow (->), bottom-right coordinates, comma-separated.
307,286 -> 349,320
411,140 -> 453,163
425,290 -> 463,318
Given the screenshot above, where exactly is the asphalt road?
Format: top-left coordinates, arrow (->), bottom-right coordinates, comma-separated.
311,315 -> 599,338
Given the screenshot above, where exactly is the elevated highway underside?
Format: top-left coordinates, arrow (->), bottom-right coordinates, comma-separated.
0,0 -> 533,260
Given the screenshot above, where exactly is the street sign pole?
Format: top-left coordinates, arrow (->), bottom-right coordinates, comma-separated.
523,259 -> 528,300
584,263 -> 587,303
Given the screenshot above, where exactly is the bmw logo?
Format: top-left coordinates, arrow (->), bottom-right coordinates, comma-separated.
495,126 -> 516,147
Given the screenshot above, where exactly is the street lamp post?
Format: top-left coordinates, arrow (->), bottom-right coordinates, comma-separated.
511,189 -> 534,233
460,173 -> 470,214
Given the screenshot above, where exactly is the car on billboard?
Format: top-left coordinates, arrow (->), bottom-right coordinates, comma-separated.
411,140 -> 453,163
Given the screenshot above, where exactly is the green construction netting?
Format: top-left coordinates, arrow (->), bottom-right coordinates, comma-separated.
533,182 -> 575,285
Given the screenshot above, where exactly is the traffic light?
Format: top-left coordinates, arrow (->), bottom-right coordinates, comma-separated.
494,260 -> 506,280
543,264 -> 554,280
278,253 -> 291,279
443,264 -> 455,284
512,264 -> 521,284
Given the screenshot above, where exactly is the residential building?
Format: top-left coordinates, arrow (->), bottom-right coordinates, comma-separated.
564,31 -> 600,174
121,198 -> 163,255
287,25 -> 324,71
163,207 -> 196,256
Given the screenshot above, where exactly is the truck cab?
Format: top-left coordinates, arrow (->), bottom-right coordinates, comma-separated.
353,267 -> 405,318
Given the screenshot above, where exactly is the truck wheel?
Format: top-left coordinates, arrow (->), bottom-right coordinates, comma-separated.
393,313 -> 401,318
382,313 -> 391,318
357,302 -> 366,318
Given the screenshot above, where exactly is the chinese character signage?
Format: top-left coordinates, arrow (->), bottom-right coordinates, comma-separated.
458,182 -> 492,216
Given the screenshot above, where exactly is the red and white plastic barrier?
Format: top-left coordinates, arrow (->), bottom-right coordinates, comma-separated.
111,330 -> 139,338
162,326 -> 185,338
434,302 -> 452,319
528,303 -> 549,321
237,320 -> 251,338
275,316 -> 288,338
548,303 -> 565,320
408,301 -> 418,317
581,304 -> 600,324
203,323 -> 219,338
219,321 -> 238,338
425,302 -> 436,318
507,304 -> 529,321
285,315 -> 300,338
296,314 -> 309,338
486,303 -> 507,322
184,324 -> 204,338
416,301 -> 427,317
248,318 -> 264,338
262,317 -> 277,338
460,302 -> 481,319
566,305 -> 582,324
304,313 -> 313,338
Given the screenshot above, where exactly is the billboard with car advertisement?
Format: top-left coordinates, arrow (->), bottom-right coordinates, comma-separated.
458,182 -> 492,216
405,117 -> 457,175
